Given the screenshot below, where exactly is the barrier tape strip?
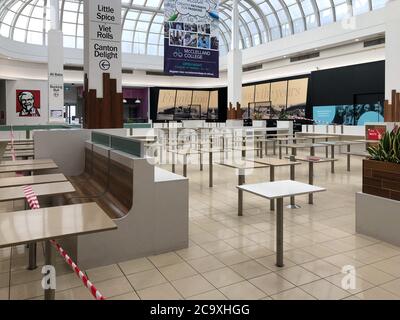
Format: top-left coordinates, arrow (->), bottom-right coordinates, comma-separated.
49,240 -> 105,300
21,185 -> 106,300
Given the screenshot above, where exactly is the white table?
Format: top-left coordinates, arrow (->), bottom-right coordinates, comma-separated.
237,180 -> 326,267
0,202 -> 117,300
319,140 -> 365,173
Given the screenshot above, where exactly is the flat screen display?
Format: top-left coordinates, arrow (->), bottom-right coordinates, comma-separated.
313,103 -> 384,125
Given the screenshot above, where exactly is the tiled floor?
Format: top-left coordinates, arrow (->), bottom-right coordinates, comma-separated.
2,145 -> 400,300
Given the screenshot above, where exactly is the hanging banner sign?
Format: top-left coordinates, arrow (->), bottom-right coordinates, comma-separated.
48,29 -> 65,123
164,0 -> 220,78
84,0 -> 122,97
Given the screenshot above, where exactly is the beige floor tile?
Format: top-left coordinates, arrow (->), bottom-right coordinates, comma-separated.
56,286 -> 93,300
190,232 -> 219,244
355,265 -> 396,286
301,260 -> 341,278
148,252 -> 184,268
256,255 -> 296,271
283,249 -> 318,264
138,283 -> 182,300
276,266 -> 321,286
187,289 -> 227,300
158,262 -> 198,281
325,273 -> 374,294
127,269 -> 167,290
214,249 -> 251,265
95,277 -> 134,298
200,240 -> 234,254
379,279 -> 400,297
0,287 -> 9,300
230,260 -> 271,279
219,281 -> 266,300
10,280 -> 43,300
249,273 -> 295,295
238,245 -> 274,259
118,257 -> 155,275
55,273 -> 84,292
371,259 -> 400,277
176,245 -> 209,260
202,267 -> 244,288
171,275 -> 214,298
0,272 -> 9,289
109,291 -> 140,300
356,287 -> 400,300
223,237 -> 257,249
271,287 -> 316,300
300,279 -> 350,300
322,253 -> 364,268
301,244 -> 339,258
0,261 -> 10,274
85,264 -> 124,282
363,243 -> 400,259
187,255 -> 225,273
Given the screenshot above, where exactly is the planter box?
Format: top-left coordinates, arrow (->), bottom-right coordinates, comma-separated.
356,192 -> 400,246
363,159 -> 400,201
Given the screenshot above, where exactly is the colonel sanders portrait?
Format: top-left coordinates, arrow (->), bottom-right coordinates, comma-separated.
17,91 -> 41,117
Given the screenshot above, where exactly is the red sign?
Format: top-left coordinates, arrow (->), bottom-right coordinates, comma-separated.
367,128 -> 385,141
16,90 -> 41,117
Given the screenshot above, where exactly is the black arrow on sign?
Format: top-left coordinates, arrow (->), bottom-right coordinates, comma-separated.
99,59 -> 111,71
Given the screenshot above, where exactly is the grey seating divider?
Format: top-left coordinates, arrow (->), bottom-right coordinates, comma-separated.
91,131 -> 143,157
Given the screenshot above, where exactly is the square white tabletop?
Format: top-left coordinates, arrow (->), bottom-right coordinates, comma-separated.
0,202 -> 117,249
237,180 -> 326,200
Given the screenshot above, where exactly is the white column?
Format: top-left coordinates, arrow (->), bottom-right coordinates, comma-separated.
84,0 -> 122,98
48,0 -> 65,123
227,0 -> 242,107
385,0 -> 400,100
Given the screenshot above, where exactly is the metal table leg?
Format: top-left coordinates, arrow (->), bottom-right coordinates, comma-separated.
309,146 -> 315,204
172,153 -> 176,173
270,166 -> 275,211
273,141 -> 276,156
279,141 -> 282,159
265,140 -> 268,156
325,138 -> 329,158
287,150 -> 300,209
276,197 -> 284,267
209,151 -> 213,188
44,240 -> 55,300
347,144 -> 351,172
238,171 -> 245,216
183,154 -> 187,177
331,145 -> 335,173
28,242 -> 37,270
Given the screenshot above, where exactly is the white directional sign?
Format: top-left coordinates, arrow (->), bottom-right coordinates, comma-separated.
84,0 -> 122,97
48,29 -> 65,123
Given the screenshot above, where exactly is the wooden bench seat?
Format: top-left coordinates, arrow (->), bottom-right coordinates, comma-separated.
65,147 -> 133,220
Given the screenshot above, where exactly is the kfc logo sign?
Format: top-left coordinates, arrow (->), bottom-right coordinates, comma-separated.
16,90 -> 41,117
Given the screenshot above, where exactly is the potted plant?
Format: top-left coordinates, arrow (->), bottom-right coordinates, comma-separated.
363,126 -> 400,200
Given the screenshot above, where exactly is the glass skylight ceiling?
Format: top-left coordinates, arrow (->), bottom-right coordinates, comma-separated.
0,0 -> 389,57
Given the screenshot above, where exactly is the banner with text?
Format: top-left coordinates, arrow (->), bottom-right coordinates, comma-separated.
48,29 -> 65,123
164,0 -> 219,78
84,0 -> 122,97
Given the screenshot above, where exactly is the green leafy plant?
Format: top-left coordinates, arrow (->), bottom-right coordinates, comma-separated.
367,126 -> 400,164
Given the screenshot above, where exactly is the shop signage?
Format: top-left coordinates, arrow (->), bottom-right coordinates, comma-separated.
48,29 -> 64,122
164,0 -> 220,78
84,0 -> 122,97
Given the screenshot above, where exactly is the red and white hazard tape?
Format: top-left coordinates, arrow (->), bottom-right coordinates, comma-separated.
49,240 -> 105,300
22,185 -> 106,300
22,185 -> 40,209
